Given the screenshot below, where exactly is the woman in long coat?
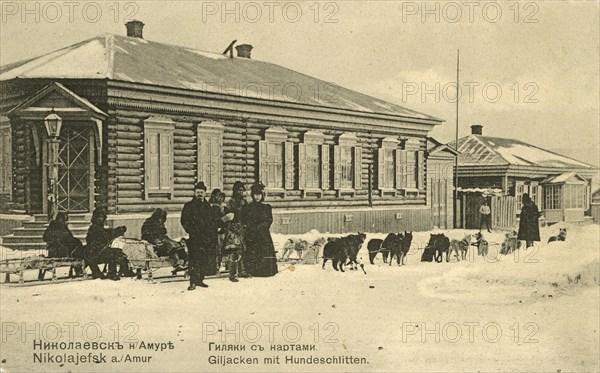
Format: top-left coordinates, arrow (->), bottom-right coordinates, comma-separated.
518,193 -> 541,248
241,182 -> 278,277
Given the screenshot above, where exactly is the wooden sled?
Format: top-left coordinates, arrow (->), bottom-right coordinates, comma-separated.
1,257 -> 86,284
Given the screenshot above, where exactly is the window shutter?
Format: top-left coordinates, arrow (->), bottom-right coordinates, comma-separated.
354,146 -> 362,190
399,150 -> 408,189
213,136 -> 223,190
285,142 -> 294,190
416,150 -> 424,189
378,148 -> 385,190
321,144 -> 330,190
145,132 -> 160,195
259,140 -> 268,185
298,143 -> 307,190
333,145 -> 341,190
198,135 -> 211,185
159,133 -> 173,193
395,150 -> 402,189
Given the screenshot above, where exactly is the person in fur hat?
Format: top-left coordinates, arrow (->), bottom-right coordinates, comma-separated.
84,207 -> 129,280
241,182 -> 278,277
223,181 -> 250,282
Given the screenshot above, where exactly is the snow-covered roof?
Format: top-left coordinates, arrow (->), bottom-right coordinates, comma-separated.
541,172 -> 588,184
448,135 -> 595,169
0,34 -> 441,122
456,187 -> 504,196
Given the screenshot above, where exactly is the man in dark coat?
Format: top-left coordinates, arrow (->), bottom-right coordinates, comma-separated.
241,182 -> 278,277
181,182 -> 233,290
85,208 -> 128,280
518,193 -> 541,248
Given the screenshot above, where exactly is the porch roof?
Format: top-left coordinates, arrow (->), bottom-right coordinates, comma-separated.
541,172 -> 588,185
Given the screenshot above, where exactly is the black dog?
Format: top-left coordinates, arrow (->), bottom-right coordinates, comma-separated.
398,231 -> 413,266
321,237 -> 340,269
388,233 -> 403,266
420,234 -> 437,262
367,238 -> 385,264
434,234 -> 450,263
334,233 -> 366,272
390,231 -> 414,266
420,234 -> 450,263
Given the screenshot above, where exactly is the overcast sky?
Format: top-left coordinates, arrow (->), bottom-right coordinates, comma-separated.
1,0 -> 598,164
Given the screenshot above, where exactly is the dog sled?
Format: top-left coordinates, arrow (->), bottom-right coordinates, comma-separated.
0,256 -> 86,284
110,237 -> 188,282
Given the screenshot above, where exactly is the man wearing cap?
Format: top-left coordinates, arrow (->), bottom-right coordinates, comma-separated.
181,182 -> 234,290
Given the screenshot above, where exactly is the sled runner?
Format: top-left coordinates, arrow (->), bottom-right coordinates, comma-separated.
1,256 -> 86,284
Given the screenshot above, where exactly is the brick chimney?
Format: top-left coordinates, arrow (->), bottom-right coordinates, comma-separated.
235,44 -> 253,59
471,125 -> 483,135
125,20 -> 144,38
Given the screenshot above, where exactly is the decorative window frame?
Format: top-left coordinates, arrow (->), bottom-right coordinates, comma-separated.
197,120 -> 224,192
378,136 -> 399,196
259,127 -> 294,197
396,139 -> 425,197
333,132 -> 362,197
299,130 -> 328,198
143,116 -> 175,200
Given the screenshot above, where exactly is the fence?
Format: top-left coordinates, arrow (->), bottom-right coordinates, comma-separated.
490,195 -> 517,229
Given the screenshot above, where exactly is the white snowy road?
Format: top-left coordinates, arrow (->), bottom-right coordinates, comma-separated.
1,224 -> 598,372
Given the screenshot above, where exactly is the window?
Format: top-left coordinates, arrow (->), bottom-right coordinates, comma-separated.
333,133 -> 361,195
298,131 -> 329,196
259,127 -> 294,193
0,119 -> 11,196
144,116 -> 174,199
197,121 -> 224,191
544,185 -> 561,210
564,184 -> 585,209
340,146 -> 354,189
384,149 -> 395,188
378,137 -> 397,192
404,151 -> 424,189
515,182 -> 527,208
305,144 -> 321,188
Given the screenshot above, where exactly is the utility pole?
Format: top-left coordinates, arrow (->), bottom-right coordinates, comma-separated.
453,49 -> 460,228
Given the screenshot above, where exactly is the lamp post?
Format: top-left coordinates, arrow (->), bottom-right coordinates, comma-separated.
44,112 -> 63,220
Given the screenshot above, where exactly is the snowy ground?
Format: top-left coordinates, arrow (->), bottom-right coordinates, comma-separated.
0,223 -> 598,372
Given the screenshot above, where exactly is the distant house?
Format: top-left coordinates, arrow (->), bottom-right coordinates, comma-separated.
0,21 -> 454,248
449,125 -> 597,225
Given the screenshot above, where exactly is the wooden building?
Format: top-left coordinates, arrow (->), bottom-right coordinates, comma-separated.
0,22 -> 453,247
450,125 -> 597,225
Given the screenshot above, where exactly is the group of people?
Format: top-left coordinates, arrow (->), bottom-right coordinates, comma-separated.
181,180 -> 278,290
479,193 -> 542,248
42,180 -> 278,288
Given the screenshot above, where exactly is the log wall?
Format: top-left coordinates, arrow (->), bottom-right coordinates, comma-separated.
105,106 -> 430,214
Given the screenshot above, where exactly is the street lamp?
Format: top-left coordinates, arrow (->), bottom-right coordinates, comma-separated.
44,112 -> 62,220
